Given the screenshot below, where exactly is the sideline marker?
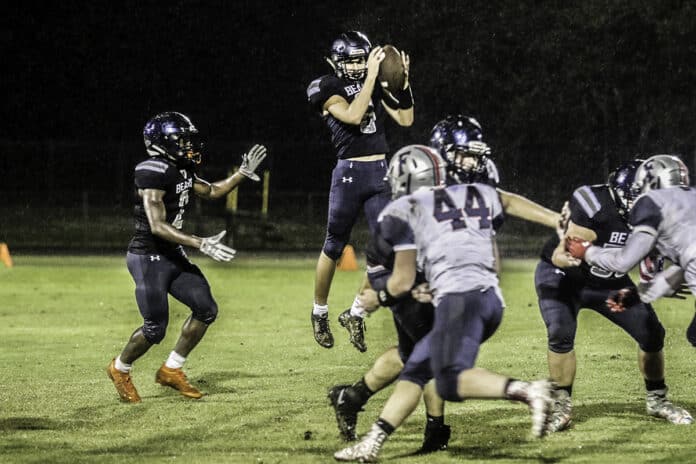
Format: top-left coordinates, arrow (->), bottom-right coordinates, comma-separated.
337,244 -> 358,271
0,243 -> 13,268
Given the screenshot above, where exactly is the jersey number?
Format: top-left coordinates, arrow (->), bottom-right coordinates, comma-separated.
172,189 -> 189,229
433,187 -> 491,230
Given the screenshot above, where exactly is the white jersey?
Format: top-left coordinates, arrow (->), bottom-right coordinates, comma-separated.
377,183 -> 504,305
631,187 -> 696,267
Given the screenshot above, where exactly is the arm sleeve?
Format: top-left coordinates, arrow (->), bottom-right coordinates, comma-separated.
585,230 -> 657,273
629,195 -> 662,236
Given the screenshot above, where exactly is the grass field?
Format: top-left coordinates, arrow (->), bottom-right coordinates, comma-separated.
2,255 -> 695,463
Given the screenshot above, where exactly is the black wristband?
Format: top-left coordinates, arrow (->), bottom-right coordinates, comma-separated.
398,85 -> 414,109
377,287 -> 400,307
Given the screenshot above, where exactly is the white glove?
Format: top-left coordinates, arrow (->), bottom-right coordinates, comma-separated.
638,265 -> 685,303
239,144 -> 267,181
199,231 -> 236,262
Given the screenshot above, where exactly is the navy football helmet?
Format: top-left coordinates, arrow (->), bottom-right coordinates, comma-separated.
608,159 -> 643,220
328,31 -> 371,81
143,112 -> 202,167
429,115 -> 490,184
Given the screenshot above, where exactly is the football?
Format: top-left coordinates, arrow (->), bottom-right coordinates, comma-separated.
378,44 -> 405,92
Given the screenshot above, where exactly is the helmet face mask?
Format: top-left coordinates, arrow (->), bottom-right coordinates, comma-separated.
386,145 -> 446,199
632,154 -> 690,198
143,112 -> 203,167
329,31 -> 371,81
608,159 -> 643,220
429,115 -> 488,184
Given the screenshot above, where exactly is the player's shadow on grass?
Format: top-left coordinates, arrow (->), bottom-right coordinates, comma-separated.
572,399 -> 696,426
192,369 -> 264,395
0,417 -> 60,430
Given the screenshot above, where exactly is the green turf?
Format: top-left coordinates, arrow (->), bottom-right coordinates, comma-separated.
1,255 -> 695,463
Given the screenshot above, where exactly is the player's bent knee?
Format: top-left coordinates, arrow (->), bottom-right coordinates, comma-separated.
323,236 -> 347,262
142,322 -> 167,344
639,328 -> 665,353
547,327 -> 574,353
435,369 -> 462,402
193,302 -> 218,325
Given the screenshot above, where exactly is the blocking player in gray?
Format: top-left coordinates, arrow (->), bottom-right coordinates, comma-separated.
567,155 -> 696,296
107,112 -> 266,403
334,145 -> 554,463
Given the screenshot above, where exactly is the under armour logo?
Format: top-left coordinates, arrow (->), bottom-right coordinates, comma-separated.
554,269 -> 566,276
150,255 -> 161,261
342,176 -> 353,183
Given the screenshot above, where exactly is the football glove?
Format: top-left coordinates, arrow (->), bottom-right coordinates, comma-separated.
199,231 -> 236,262
637,265 -> 688,303
239,144 -> 267,181
606,288 -> 640,313
566,237 -> 592,260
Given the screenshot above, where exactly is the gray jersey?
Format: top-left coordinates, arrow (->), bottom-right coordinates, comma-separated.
586,186 -> 696,293
631,187 -> 696,267
378,183 -> 504,305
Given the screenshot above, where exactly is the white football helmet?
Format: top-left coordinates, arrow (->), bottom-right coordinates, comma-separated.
632,154 -> 690,197
386,145 -> 446,199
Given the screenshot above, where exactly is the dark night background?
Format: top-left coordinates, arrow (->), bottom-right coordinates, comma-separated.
3,1 -> 696,253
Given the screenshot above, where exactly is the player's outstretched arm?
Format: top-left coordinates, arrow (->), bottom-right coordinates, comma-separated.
194,144 -> 267,199
497,189 -> 560,228
583,230 -> 657,274
141,189 -> 236,261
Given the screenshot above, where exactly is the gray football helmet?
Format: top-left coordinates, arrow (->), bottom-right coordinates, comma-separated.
632,154 -> 690,197
386,144 -> 447,199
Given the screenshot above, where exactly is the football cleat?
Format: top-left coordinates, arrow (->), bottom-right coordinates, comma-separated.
334,423 -> 388,462
328,384 -> 363,441
312,312 -> 334,348
155,364 -> 203,399
525,379 -> 554,438
547,389 -> 573,433
338,309 -> 367,352
415,423 -> 451,454
106,359 -> 141,403
646,388 -> 693,425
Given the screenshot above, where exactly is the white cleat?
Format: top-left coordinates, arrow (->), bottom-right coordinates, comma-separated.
334,423 -> 388,462
646,388 -> 693,425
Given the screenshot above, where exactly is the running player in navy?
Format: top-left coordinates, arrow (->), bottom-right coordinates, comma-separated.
541,158 -> 692,430
306,31 -> 414,349
107,112 -> 267,403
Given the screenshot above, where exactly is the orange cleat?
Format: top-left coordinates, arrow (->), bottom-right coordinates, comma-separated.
107,359 -> 141,403
155,364 -> 203,399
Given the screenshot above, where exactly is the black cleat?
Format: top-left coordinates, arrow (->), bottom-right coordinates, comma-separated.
338,309 -> 367,352
415,423 -> 451,454
328,384 -> 362,441
312,312 -> 334,348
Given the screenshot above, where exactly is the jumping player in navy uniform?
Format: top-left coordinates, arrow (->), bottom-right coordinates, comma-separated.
107,111 -> 267,403
306,31 -> 414,349
538,159 -> 692,431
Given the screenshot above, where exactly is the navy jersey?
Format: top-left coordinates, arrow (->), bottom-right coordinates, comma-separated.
541,184 -> 631,288
128,157 -> 195,256
306,74 -> 389,159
